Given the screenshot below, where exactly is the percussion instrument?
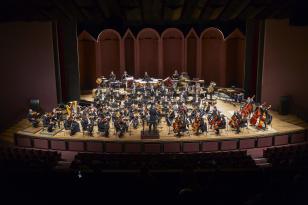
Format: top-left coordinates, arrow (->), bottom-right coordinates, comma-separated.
148,79 -> 161,87
163,77 -> 173,88
110,81 -> 122,88
125,77 -> 134,88
96,77 -> 107,86
96,78 -> 102,85
135,79 -> 146,88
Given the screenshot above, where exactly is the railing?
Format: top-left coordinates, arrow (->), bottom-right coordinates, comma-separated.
14,130 -> 307,154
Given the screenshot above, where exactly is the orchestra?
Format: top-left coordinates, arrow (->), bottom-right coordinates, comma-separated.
27,70 -> 272,137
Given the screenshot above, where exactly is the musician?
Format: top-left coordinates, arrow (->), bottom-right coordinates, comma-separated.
172,70 -> 180,80
212,106 -> 218,116
166,109 -> 175,127
143,72 -> 151,81
70,117 -> 80,136
179,102 -> 188,116
121,70 -> 129,80
229,111 -> 243,134
98,117 -> 110,136
148,104 -> 159,132
246,96 -> 254,105
180,72 -> 190,80
214,114 -> 226,135
27,109 -> 39,128
109,71 -> 116,81
42,113 -> 51,128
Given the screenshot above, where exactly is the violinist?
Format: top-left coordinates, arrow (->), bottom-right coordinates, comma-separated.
121,70 -> 129,81
143,72 -> 151,81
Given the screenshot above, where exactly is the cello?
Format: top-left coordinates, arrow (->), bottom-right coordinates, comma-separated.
192,115 -> 201,134
173,116 -> 182,134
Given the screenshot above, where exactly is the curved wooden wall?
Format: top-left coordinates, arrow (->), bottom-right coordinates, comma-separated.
123,29 -> 136,76
162,28 -> 184,78
201,28 -> 225,86
78,31 -> 96,90
97,29 -> 121,78
225,29 -> 245,87
78,27 -> 245,90
185,29 -> 198,79
136,28 -> 160,78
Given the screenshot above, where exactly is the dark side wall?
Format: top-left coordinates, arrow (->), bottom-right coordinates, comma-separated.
262,19 -> 308,119
0,22 -> 57,131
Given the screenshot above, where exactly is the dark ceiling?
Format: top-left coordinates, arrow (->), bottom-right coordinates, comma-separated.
0,0 -> 300,24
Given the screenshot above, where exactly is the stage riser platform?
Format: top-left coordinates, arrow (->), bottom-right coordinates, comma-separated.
14,131 -> 307,153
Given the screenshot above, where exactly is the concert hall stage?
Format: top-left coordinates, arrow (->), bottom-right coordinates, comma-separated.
13,99 -> 307,153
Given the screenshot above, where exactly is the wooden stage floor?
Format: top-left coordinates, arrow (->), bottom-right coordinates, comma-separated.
7,99 -> 307,144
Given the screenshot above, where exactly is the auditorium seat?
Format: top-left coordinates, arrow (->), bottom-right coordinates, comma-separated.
0,146 -> 61,172
264,144 -> 308,168
71,151 -> 257,171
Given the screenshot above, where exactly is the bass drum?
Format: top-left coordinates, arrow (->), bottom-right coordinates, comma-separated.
96,78 -> 102,85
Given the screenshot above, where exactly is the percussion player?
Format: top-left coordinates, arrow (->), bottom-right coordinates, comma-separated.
109,71 -> 116,82
172,70 -> 180,80
121,70 -> 129,81
143,72 -> 151,81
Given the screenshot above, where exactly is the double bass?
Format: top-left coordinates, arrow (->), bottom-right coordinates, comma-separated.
250,107 -> 261,126
241,95 -> 254,118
